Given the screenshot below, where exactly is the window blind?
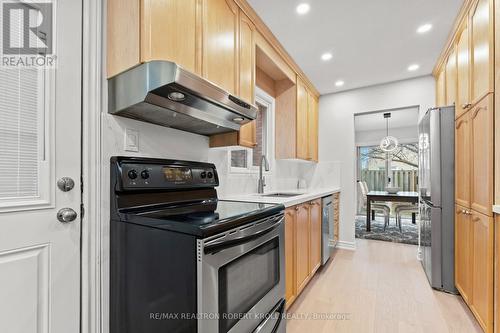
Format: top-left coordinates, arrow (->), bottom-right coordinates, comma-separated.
0,5 -> 42,199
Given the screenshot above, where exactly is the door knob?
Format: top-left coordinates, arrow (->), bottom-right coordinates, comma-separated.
57,208 -> 78,223
57,177 -> 75,192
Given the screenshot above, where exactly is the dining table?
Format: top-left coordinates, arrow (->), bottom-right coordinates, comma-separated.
365,191 -> 419,232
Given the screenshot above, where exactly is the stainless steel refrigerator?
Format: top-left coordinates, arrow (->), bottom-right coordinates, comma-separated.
418,106 -> 457,293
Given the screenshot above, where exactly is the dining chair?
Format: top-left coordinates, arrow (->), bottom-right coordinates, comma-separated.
358,181 -> 390,229
394,205 -> 418,232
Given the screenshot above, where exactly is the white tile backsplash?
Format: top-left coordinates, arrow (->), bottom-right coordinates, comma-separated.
207,149 -> 341,197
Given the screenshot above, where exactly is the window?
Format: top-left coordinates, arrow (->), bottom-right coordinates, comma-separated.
229,90 -> 274,173
358,142 -> 419,192
0,2 -> 51,208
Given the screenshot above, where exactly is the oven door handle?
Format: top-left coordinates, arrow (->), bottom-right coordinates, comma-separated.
204,219 -> 282,254
252,298 -> 286,333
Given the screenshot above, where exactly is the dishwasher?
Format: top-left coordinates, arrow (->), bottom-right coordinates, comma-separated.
322,196 -> 336,265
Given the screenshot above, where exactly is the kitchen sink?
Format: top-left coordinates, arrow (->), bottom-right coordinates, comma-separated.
260,192 -> 302,198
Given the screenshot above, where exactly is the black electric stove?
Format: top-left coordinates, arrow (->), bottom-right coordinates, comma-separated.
110,156 -> 286,333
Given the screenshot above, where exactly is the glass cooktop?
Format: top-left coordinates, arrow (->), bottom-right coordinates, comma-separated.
123,200 -> 284,237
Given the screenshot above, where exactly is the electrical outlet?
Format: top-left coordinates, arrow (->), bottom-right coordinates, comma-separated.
124,128 -> 139,152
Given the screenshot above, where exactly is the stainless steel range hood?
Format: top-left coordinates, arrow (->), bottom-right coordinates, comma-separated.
108,61 -> 258,136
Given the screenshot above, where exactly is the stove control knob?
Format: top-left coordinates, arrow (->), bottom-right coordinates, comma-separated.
207,171 -> 213,179
141,170 -> 150,179
200,171 -> 207,179
128,170 -> 138,180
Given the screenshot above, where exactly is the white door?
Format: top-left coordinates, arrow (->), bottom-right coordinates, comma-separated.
0,0 -> 82,332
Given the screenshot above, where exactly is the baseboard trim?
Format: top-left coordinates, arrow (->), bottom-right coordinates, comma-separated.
336,240 -> 356,251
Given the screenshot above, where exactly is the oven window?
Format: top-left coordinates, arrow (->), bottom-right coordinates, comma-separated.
218,238 -> 280,333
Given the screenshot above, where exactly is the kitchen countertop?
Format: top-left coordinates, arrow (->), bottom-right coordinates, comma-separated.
219,187 -> 341,208
494,205 -> 500,214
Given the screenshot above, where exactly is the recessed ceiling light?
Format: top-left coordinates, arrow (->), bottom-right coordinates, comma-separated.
408,64 -> 420,71
335,80 -> 345,87
321,53 -> 333,61
417,23 -> 432,34
296,3 -> 310,15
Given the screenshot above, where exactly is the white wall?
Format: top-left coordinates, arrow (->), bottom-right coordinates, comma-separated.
318,75 -> 435,247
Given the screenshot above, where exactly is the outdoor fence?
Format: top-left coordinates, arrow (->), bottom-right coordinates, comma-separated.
360,169 -> 418,192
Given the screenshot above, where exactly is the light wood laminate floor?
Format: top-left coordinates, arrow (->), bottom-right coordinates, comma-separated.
287,239 -> 482,333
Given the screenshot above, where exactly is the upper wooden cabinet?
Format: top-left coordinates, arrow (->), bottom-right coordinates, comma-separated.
296,78 -> 309,160
436,68 -> 446,107
470,94 -> 494,216
445,46 -> 457,106
141,0 -> 202,74
456,22 -> 471,118
238,11 -> 256,104
202,0 -> 239,95
275,76 -> 319,162
107,0 -> 140,78
308,93 -> 319,162
471,0 -> 494,103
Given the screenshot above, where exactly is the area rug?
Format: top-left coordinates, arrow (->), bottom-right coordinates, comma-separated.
355,216 -> 419,245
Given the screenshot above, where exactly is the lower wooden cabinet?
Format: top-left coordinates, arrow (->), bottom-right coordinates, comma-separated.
295,204 -> 310,294
470,211 -> 494,332
495,215 -> 499,333
455,205 -> 472,303
285,208 -> 296,308
284,198 -> 323,309
455,205 -> 494,332
309,199 -> 322,275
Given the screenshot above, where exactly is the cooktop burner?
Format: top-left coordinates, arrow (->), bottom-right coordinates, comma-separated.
110,157 -> 284,237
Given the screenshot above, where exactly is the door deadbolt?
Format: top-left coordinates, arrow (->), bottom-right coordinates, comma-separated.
57,208 -> 78,223
57,177 -> 75,192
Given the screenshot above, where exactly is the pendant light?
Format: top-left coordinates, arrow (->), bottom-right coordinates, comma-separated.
380,112 -> 399,153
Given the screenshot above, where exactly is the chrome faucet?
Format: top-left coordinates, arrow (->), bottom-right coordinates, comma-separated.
258,155 -> 270,194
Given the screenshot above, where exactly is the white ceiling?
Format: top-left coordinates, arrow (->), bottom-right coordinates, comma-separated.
354,107 -> 419,132
247,0 -> 463,94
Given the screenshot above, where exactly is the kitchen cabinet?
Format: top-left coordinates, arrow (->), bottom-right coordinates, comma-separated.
239,11 -> 256,104
141,0 -> 202,75
106,0 -> 140,78
308,93 -> 319,162
470,94 -> 494,216
471,0 -> 494,104
455,205 -> 473,303
455,113 -> 471,208
284,198 -> 325,308
295,204 -> 310,294
436,68 -> 446,107
207,6 -> 258,148
285,208 -> 296,309
296,78 -> 309,160
333,193 -> 340,243
202,0 -> 239,95
309,199 -> 322,275
445,46 -> 458,106
275,76 -> 319,162
495,215 -> 500,333
455,207 -> 494,332
457,22 -> 471,118
470,211 -> 494,332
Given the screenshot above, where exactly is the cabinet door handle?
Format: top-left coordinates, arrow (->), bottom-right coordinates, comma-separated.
461,103 -> 472,109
